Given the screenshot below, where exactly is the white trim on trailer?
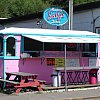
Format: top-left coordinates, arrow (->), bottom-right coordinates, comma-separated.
0,27 -> 100,43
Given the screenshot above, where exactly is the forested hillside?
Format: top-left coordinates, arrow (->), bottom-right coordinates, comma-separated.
0,0 -> 99,18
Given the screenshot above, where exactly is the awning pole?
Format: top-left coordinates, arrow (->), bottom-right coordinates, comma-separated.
66,0 -> 73,91
64,43 -> 67,91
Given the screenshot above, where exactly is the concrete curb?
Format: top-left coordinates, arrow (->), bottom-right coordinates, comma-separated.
63,96 -> 100,100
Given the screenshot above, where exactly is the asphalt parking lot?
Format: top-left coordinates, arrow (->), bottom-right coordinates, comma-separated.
0,87 -> 100,100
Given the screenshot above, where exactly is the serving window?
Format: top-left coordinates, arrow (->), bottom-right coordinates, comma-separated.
24,37 -> 80,51
24,37 -> 43,51
24,37 -> 64,51
23,37 -> 97,57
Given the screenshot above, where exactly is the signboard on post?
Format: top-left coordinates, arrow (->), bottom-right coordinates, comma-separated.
43,7 -> 69,26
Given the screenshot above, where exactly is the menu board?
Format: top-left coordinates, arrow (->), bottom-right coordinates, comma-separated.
66,58 -> 80,67
89,58 -> 97,66
47,58 -> 55,66
55,58 -> 65,68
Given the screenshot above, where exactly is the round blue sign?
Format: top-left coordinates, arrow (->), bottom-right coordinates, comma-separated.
43,7 -> 69,26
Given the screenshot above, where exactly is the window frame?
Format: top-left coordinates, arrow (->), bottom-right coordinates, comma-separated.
2,35 -> 20,59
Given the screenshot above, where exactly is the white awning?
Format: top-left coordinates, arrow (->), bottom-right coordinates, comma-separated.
23,35 -> 100,43
0,27 -> 100,43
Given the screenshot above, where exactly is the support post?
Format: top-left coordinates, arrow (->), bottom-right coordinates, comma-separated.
64,0 -> 73,92
64,44 -> 67,91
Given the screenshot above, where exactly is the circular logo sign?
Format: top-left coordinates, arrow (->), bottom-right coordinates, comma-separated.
43,7 -> 69,26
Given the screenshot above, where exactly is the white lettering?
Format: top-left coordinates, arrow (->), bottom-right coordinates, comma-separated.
48,11 -> 64,21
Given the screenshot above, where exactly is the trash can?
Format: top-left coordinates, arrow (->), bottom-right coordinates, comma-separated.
51,71 -> 61,87
89,69 -> 98,84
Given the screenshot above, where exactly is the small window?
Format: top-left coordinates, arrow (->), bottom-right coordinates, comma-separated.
6,37 -> 15,56
82,43 -> 96,57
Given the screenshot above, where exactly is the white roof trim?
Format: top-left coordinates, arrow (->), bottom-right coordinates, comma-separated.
0,27 -> 100,43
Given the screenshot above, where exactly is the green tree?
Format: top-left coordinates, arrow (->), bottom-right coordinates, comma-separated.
0,0 -> 51,18
0,0 -> 10,17
8,0 -> 51,17
0,0 -> 99,18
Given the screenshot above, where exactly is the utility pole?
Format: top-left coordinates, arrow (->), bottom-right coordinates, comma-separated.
69,0 -> 73,30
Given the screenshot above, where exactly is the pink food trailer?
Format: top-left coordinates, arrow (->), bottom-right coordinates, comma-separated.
0,27 -> 100,85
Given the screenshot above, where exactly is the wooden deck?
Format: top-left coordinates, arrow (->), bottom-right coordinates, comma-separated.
42,83 -> 100,90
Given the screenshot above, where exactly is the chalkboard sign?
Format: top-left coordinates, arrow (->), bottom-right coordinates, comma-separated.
89,58 -> 97,66
66,58 -> 80,67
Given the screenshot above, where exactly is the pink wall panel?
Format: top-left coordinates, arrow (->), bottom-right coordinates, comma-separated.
4,57 -> 91,84
19,58 -> 53,84
5,60 -> 19,72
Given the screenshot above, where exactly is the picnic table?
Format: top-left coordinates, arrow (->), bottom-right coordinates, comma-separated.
0,72 -> 45,93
